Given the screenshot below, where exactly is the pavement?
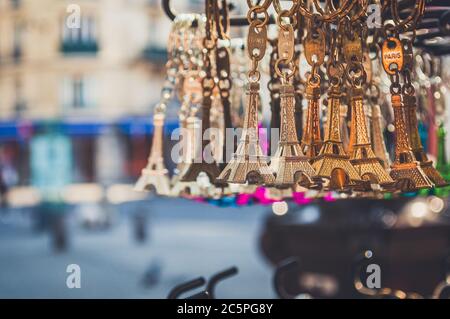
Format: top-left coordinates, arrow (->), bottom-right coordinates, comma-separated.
0,198 -> 275,299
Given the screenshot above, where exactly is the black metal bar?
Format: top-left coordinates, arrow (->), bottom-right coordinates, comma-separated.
161,0 -> 275,26
273,257 -> 302,299
162,0 -> 176,21
206,266 -> 239,299
167,277 -> 206,299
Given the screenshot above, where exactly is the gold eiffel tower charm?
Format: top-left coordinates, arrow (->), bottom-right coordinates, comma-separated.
312,85 -> 362,191
179,94 -> 222,184
135,112 -> 171,195
217,82 -> 275,185
348,88 -> 394,189
270,84 -> 319,188
301,80 -> 323,159
171,113 -> 202,197
403,94 -> 448,187
371,104 -> 391,170
389,94 -> 433,191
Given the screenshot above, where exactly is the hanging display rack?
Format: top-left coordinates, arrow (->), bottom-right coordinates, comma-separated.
137,0 -> 450,203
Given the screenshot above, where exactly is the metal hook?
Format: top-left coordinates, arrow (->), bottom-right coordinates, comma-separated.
432,253 -> 450,299
167,277 -> 206,299
161,0 -> 275,26
273,257 -> 305,299
206,266 -> 239,299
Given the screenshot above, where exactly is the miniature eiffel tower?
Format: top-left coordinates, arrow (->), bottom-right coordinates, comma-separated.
270,84 -> 319,188
403,94 -> 447,187
312,85 -> 362,190
348,88 -> 394,189
371,104 -> 391,170
301,81 -> 323,158
171,113 -> 201,197
135,112 -> 171,196
389,94 -> 433,191
217,82 -> 275,185
179,94 -> 222,184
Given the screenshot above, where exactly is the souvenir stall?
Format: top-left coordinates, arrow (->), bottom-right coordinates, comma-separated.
138,0 -> 450,299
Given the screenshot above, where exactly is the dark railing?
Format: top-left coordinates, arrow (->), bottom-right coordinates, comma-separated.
60,41 -> 99,54
141,46 -> 167,63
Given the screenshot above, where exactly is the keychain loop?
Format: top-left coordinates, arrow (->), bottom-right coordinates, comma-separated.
246,0 -> 272,11
273,0 -> 298,16
247,5 -> 270,26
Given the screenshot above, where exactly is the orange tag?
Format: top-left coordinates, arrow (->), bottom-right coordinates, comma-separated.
381,37 -> 404,75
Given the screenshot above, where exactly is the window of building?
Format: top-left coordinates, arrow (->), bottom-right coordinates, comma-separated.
13,22 -> 22,61
61,15 -> 98,53
61,75 -> 96,110
11,0 -> 21,9
14,79 -> 26,116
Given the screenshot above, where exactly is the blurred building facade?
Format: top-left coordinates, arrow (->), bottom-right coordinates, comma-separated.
0,0 -> 202,201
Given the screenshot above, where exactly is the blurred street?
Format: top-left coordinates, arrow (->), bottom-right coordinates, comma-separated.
0,198 -> 274,299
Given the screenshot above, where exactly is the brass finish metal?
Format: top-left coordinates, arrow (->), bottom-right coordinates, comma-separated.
301,25 -> 325,159
403,94 -> 448,187
269,6 -> 317,189
304,28 -> 325,66
270,84 -> 319,188
217,82 -> 275,185
301,79 -> 323,158
313,85 -> 362,191
218,83 -> 275,185
179,93 -> 222,183
180,0 -> 222,186
217,3 -> 274,186
381,37 -> 404,75
389,94 -> 433,191
135,113 -> 171,195
348,88 -> 394,189
343,33 -> 363,63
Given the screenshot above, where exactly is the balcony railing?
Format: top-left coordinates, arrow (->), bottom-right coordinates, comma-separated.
141,46 -> 167,64
60,41 -> 99,55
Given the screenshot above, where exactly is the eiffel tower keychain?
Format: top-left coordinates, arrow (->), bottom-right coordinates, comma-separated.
381,35 -> 432,192
171,75 -> 202,198
312,26 -> 362,191
180,0 -> 222,186
400,39 -> 447,187
345,28 -> 394,191
300,17 -> 324,159
269,3 -> 319,189
135,17 -> 189,196
169,15 -> 205,197
217,3 -> 275,186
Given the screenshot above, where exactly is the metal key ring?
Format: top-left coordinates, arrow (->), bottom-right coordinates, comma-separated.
273,0 -> 299,15
247,5 -> 270,27
277,9 -> 298,31
312,0 -> 354,22
301,0 -> 353,22
247,0 -> 272,11
275,59 -> 297,81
